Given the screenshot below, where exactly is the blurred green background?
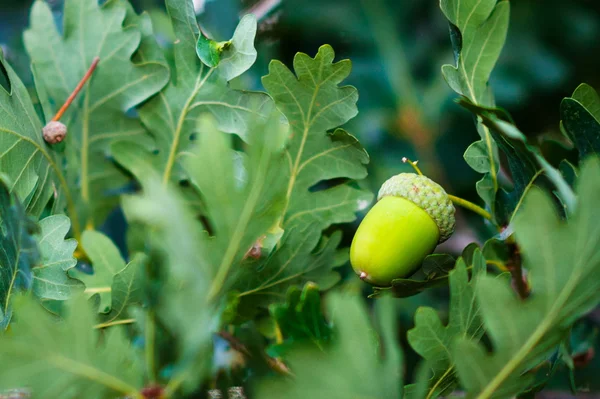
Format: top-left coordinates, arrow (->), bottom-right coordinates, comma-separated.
1,0 -> 599,394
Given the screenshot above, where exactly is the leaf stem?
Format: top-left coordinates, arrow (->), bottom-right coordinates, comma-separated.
49,354 -> 143,399
508,169 -> 544,224
52,57 -> 100,122
403,157 -> 494,222
485,260 -> 508,272
447,194 -> 493,222
93,318 -> 134,329
402,157 -> 423,175
164,370 -> 189,398
535,154 -> 577,214
145,310 -> 157,383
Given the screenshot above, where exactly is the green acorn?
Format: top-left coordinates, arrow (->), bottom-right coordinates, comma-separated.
350,172 -> 456,286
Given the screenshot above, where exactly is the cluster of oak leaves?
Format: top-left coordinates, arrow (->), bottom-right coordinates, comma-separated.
0,0 -> 599,398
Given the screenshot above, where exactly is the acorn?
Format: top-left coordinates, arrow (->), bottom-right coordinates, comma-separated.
350,173 -> 456,286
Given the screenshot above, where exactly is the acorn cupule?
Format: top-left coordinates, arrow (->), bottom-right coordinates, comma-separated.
350,173 -> 456,287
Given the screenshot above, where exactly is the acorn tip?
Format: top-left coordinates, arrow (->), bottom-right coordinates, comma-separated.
359,271 -> 368,280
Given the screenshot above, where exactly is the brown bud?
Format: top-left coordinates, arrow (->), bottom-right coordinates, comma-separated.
140,385 -> 164,399
42,121 -> 67,144
573,347 -> 595,369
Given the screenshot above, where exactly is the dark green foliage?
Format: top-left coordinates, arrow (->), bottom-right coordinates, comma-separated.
267,282 -> 332,357
0,0 -> 599,397
561,84 -> 600,159
370,254 -> 456,298
0,180 -> 39,328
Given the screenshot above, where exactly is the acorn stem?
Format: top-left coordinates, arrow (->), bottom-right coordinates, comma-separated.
402,157 -> 423,175
401,156 -> 494,223
447,194 -> 493,222
52,56 -> 100,122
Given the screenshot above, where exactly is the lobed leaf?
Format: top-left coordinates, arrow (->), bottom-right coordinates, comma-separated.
452,157 -> 600,398
33,215 -> 83,302
183,114 -> 288,300
0,180 -> 39,328
233,225 -> 343,318
71,230 -> 145,325
74,230 -> 126,312
262,44 -> 372,231
458,98 -> 542,223
112,0 -> 272,214
24,0 -> 170,235
97,254 -> 145,327
440,0 -> 510,212
0,52 -> 56,219
196,14 -> 258,81
254,293 -> 402,399
370,254 -> 456,299
407,249 -> 486,398
0,295 -> 143,398
232,45 -> 372,317
123,177 -> 218,393
561,83 -> 600,159
267,282 -> 332,357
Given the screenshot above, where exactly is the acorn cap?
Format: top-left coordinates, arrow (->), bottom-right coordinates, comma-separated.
378,173 -> 455,243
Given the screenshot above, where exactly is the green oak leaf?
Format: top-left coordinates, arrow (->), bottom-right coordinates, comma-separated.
254,293 -> 402,399
196,14 -> 258,81
440,0 -> 510,211
236,45 -> 371,317
262,44 -> 372,231
0,294 -> 143,397
441,0 -> 510,103
561,83 -> 600,159
0,179 -> 39,329
112,0 -> 272,213
124,113 -> 287,389
71,230 -> 144,326
32,215 -> 83,302
196,31 -> 223,68
370,254 -> 456,299
183,114 -> 288,300
267,282 -> 332,357
466,106 -> 577,214
0,51 -> 57,220
73,230 -> 126,312
452,157 -> 600,398
97,253 -> 145,327
23,0 -> 170,235
123,177 -> 217,393
233,225 -> 343,319
559,159 -> 578,188
217,14 -> 259,81
123,112 -> 289,391
406,249 -> 486,398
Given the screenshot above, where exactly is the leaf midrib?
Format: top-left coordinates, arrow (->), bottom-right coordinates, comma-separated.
206,127 -> 274,300
238,234 -> 332,297
457,15 -> 500,196
48,353 -> 141,398
161,67 -> 212,186
275,57 -> 343,220
3,229 -> 22,319
475,262 -> 584,398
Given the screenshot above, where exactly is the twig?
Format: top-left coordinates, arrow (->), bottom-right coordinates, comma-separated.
52,56 -> 100,122
506,242 -> 530,299
447,194 -> 494,222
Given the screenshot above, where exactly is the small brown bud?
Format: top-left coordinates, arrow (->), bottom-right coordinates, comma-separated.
42,121 -> 67,144
140,384 -> 164,398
